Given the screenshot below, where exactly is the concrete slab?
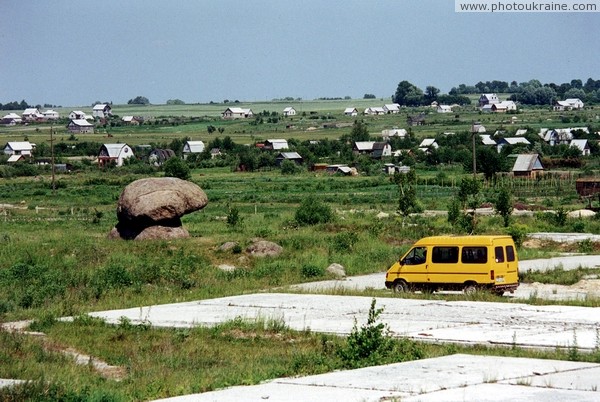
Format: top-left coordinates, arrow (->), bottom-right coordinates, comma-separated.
153,354 -> 600,402
86,293 -> 600,350
0,379 -> 25,389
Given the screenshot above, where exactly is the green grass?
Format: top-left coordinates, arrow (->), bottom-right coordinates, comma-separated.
1,107 -> 600,400
520,266 -> 600,286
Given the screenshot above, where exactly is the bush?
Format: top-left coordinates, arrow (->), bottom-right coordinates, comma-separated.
294,195 -> 334,225
330,232 -> 359,253
280,159 -> 303,175
163,157 -> 191,180
507,223 -> 529,248
301,264 -> 324,278
338,299 -> 395,368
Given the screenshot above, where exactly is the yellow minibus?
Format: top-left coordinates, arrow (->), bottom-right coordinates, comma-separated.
385,235 -> 519,295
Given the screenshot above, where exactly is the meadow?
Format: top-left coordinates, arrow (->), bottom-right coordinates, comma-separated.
1,99 -> 600,400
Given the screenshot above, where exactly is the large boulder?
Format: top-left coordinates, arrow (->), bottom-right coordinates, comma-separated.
110,177 -> 207,240
117,177 -> 208,225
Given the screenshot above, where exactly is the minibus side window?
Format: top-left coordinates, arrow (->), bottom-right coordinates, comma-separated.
432,247 -> 459,263
462,247 -> 487,264
495,246 -> 505,263
506,246 -> 515,262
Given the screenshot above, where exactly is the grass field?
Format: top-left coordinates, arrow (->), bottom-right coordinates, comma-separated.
2,98 -> 597,148
1,99 -> 600,400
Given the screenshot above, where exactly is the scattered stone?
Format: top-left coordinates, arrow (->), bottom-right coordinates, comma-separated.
567,209 -> 596,218
217,264 -> 237,272
219,241 -> 239,252
246,240 -> 283,257
326,263 -> 346,278
376,212 -> 389,219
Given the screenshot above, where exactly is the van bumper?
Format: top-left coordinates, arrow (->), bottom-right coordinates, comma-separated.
494,283 -> 519,293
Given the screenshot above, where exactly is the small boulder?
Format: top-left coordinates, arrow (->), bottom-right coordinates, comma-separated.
246,240 -> 283,257
326,263 -> 346,278
219,241 -> 240,252
217,264 -> 237,272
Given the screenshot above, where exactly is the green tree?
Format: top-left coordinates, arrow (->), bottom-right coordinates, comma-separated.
342,120 -> 370,142
424,85 -> 440,104
393,81 -> 424,106
127,96 -> 150,105
393,169 -> 423,224
455,177 -> 482,234
163,157 -> 191,180
494,186 -> 513,227
294,195 -> 334,225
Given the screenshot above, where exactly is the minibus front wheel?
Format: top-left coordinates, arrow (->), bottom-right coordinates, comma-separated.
392,280 -> 410,293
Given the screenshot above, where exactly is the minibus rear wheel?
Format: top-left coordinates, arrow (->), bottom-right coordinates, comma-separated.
463,283 -> 478,295
393,280 -> 410,293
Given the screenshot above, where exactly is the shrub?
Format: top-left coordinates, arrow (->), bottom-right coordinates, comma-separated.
507,223 -> 529,248
330,232 -> 359,253
294,195 -> 334,225
338,299 -> 395,368
301,264 -> 324,278
163,157 -> 191,180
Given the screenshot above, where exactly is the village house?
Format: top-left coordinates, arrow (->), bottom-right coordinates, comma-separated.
67,119 -> 94,134
418,138 -> 439,153
478,93 -> 499,107
437,105 -> 453,113
21,108 -> 43,121
1,113 -> 23,125
210,148 -> 222,159
97,143 -> 134,167
496,137 -> 531,153
515,129 -> 528,136
352,141 -> 392,158
479,134 -> 497,146
383,103 -> 401,114
491,101 -> 517,113
364,107 -> 385,115
92,104 -> 112,119
282,107 -> 296,117
3,141 -> 35,161
182,140 -> 205,159
326,164 -> 355,175
42,110 -> 60,120
221,107 -> 253,119
344,107 -> 358,116
263,139 -> 289,151
69,110 -> 90,120
553,98 -> 584,111
512,154 -> 544,178
407,114 -> 426,126
570,139 -> 591,156
121,116 -> 140,125
275,152 -> 303,166
381,128 -> 407,140
148,148 -> 176,166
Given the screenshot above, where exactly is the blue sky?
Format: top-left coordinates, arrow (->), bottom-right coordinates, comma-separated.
1,0 -> 598,107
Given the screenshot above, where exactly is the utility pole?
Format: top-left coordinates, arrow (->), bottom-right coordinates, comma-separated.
50,123 -> 56,194
471,121 -> 477,179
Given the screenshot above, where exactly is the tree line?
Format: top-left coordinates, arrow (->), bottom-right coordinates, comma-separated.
393,78 -> 600,107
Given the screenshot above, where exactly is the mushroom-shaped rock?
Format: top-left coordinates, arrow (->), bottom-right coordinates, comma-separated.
117,177 -> 208,224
